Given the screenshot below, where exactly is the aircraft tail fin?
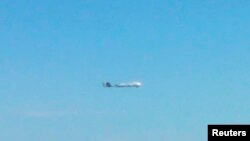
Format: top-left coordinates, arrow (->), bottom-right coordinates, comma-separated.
103,82 -> 112,87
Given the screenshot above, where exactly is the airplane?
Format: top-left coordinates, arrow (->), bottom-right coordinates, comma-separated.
102,81 -> 143,88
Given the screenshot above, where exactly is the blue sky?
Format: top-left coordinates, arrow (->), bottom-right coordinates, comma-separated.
1,0 -> 250,141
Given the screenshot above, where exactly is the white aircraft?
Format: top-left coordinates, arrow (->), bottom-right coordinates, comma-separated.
102,81 -> 143,88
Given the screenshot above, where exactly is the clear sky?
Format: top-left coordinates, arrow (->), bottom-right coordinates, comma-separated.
1,0 -> 250,141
